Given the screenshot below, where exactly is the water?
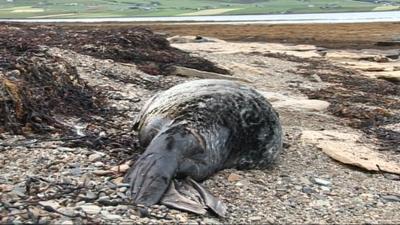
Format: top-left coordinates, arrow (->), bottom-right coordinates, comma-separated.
0,11 -> 399,24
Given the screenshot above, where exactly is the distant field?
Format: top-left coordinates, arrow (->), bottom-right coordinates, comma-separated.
0,0 -> 400,18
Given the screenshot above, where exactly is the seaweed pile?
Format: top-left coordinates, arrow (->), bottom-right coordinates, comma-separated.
0,24 -> 229,75
0,46 -> 103,135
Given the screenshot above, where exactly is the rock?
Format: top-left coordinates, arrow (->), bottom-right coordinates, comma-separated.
309,74 -> 323,82
38,217 -> 50,225
101,211 -> 122,221
80,204 -> 101,215
376,72 -> 400,84
381,195 -> 400,202
228,173 -> 241,182
12,186 -> 26,198
311,199 -> 330,207
175,214 -> 188,223
58,207 -> 75,217
61,220 -> 74,225
110,164 -> 130,173
5,69 -> 21,77
250,216 -> 262,221
312,178 -> 331,186
84,191 -> 98,201
203,218 -> 220,224
94,161 -> 104,167
58,147 -> 76,152
260,91 -> 290,102
88,153 -> 104,162
39,200 -> 60,210
302,187 -> 314,194
302,130 -> 400,175
275,99 -> 330,112
118,187 -> 128,193
0,184 -> 13,192
320,186 -> 331,191
112,177 -> 125,185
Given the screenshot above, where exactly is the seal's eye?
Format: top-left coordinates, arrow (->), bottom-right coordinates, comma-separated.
240,108 -> 260,127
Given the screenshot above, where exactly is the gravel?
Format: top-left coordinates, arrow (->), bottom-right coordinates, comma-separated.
1,41 -> 400,224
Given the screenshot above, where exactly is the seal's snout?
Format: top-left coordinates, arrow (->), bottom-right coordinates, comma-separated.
124,153 -> 178,206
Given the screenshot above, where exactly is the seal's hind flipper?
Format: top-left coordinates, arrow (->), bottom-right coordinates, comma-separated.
160,178 -> 227,217
124,152 -> 178,206
187,177 -> 227,217
160,179 -> 207,215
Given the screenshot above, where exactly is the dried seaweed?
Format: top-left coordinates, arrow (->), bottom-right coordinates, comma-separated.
0,47 -> 104,135
296,58 -> 400,152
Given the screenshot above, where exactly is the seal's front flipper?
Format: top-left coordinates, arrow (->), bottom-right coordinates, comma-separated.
160,178 -> 227,217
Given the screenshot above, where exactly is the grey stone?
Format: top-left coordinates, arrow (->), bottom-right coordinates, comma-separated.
381,195 -> 400,202
101,211 -> 122,221
84,191 -> 98,201
302,187 -> 314,194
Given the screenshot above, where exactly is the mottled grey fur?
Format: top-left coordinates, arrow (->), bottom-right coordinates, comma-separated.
125,79 -> 283,206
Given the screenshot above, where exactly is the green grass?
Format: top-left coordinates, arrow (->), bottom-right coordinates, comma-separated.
0,0 -> 399,18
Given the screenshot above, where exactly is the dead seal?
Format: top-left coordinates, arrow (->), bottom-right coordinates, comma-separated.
124,79 -> 282,216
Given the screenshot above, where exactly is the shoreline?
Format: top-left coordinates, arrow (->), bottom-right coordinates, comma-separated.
1,10 -> 399,23
5,21 -> 397,49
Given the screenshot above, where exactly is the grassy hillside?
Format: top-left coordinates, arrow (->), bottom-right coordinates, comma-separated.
0,0 -> 399,19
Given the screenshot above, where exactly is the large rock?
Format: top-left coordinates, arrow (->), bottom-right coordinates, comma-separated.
274,99 -> 330,112
302,130 -> 400,175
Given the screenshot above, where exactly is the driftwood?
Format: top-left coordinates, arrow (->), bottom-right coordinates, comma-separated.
168,65 -> 251,83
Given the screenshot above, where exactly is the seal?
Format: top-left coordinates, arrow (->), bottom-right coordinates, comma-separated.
124,79 -> 282,216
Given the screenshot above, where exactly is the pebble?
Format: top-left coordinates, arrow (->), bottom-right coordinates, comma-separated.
101,211 -> 122,221
175,214 -> 188,223
0,184 -> 14,192
320,186 -> 331,192
309,74 -> 323,82
302,187 -> 314,194
61,220 -> 74,225
250,216 -> 262,221
381,195 -> 400,202
228,173 -> 241,182
118,187 -> 128,193
38,217 -> 50,225
12,186 -> 26,198
39,200 -> 60,210
58,207 -> 75,217
88,153 -> 104,162
312,178 -> 331,186
85,191 -> 98,201
94,161 -> 105,167
80,204 -> 101,215
203,218 -> 220,224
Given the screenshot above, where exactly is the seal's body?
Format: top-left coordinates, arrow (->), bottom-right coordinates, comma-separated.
125,79 -> 282,212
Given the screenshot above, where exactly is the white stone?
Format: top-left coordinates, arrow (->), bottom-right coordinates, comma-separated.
275,99 -> 330,112
80,204 -> 101,215
88,153 -> 104,162
101,211 -> 122,220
